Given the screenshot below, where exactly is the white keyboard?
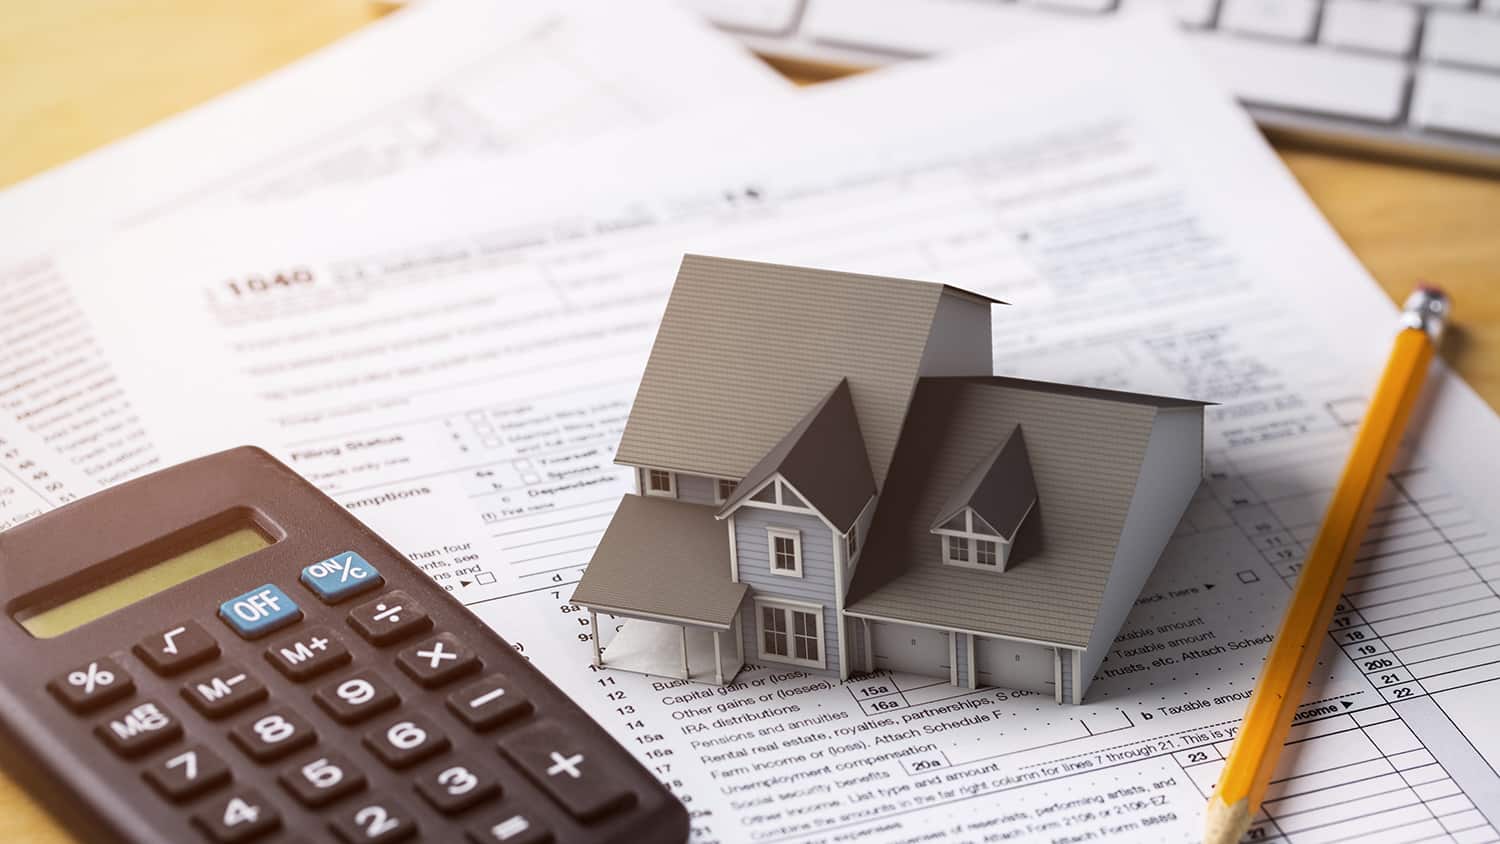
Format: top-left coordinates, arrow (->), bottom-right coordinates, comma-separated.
689,0 -> 1500,172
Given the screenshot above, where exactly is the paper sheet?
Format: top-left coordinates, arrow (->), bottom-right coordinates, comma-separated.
0,0 -> 787,523
57,17 -> 1500,844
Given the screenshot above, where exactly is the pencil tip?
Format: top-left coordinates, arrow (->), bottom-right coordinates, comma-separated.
1204,795 -> 1251,844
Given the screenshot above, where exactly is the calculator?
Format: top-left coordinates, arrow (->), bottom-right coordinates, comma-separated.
0,446 -> 687,844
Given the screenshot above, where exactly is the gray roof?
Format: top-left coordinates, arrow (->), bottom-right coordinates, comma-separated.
718,378 -> 875,533
615,254 -> 1000,488
929,425 -> 1037,540
571,495 -> 747,628
845,377 -> 1202,648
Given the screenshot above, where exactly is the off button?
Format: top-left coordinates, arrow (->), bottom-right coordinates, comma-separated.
218,584 -> 301,639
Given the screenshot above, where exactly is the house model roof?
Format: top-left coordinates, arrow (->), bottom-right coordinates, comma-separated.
929,424 -> 1037,540
615,254 -> 1000,488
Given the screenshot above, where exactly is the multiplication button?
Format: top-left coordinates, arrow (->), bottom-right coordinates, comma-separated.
219,584 -> 301,640
396,633 -> 480,688
301,551 -> 383,604
48,657 -> 133,713
135,621 -> 219,675
347,591 -> 430,646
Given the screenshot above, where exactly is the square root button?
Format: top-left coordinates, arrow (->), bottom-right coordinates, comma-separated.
300,551 -> 382,603
219,584 -> 301,639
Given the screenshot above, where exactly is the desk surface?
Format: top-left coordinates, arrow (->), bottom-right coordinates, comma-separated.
1,3 -> 1498,841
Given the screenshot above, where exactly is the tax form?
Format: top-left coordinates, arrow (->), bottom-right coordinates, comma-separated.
61,18 -> 1500,844
0,0 -> 787,522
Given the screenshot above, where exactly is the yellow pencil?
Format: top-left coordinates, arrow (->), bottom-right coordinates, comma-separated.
1205,287 -> 1450,844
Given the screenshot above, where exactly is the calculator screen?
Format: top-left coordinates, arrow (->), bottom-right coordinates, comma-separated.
17,522 -> 273,639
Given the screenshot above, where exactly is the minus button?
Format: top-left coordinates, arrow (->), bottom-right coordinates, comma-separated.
446,674 -> 531,731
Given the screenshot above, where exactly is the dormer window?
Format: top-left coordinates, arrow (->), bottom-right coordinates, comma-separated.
716,478 -> 738,503
928,425 -> 1038,573
744,477 -> 810,510
936,509 -> 1013,570
645,469 -> 675,497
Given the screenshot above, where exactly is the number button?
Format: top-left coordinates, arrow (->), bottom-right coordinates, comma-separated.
446,674 -> 531,731
414,759 -> 499,814
396,632 -> 481,688
95,699 -> 182,758
330,796 -> 418,844
347,591 -> 431,646
192,788 -> 281,843
466,808 -> 549,844
363,714 -> 449,769
313,670 -> 400,724
499,721 -> 633,822
181,663 -> 268,719
218,584 -> 302,640
143,744 -> 231,802
229,708 -> 316,763
135,621 -> 219,675
265,626 -> 351,682
278,751 -> 366,808
301,551 -> 383,603
49,657 -> 133,713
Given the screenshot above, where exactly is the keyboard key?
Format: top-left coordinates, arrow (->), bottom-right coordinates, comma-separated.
1424,9 -> 1500,71
230,708 -> 317,763
1188,32 -> 1409,121
265,626 -> 351,681
1219,0 -> 1319,41
1320,0 -> 1418,55
446,674 -> 531,732
396,632 -> 481,688
314,670 -> 401,724
803,0 -> 1058,56
96,700 -> 182,758
192,789 -> 281,843
330,796 -> 418,844
686,0 -> 804,35
301,551 -> 384,603
278,751 -> 366,808
466,808 -> 549,844
219,584 -> 302,640
498,721 -> 634,822
347,591 -> 431,646
414,759 -> 500,814
1171,0 -> 1219,27
181,663 -> 268,719
135,621 -> 219,675
143,744 -> 231,802
1412,66 -> 1500,139
49,657 -> 133,713
364,714 -> 450,769
1019,0 -> 1116,12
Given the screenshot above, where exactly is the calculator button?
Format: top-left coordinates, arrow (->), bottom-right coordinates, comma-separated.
313,670 -> 400,724
466,808 -> 550,844
278,751 -> 366,808
414,759 -> 500,814
143,744 -> 232,803
396,632 -> 481,688
301,551 -> 384,604
498,721 -> 634,822
96,699 -> 183,758
229,708 -> 317,763
48,657 -> 134,713
219,584 -> 302,640
329,795 -> 418,844
135,621 -> 220,675
265,626 -> 351,682
363,714 -> 449,769
181,663 -> 268,719
446,675 -> 531,731
347,591 -> 431,646
192,788 -> 281,843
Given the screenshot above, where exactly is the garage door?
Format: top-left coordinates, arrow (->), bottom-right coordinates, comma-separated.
974,637 -> 1054,694
870,622 -> 949,680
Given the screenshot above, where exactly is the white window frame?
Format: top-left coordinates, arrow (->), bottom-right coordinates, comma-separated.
754,598 -> 825,669
766,527 -> 803,577
934,508 -> 1011,571
644,468 -> 676,498
715,478 -> 738,504
846,526 -> 858,563
741,476 -> 811,512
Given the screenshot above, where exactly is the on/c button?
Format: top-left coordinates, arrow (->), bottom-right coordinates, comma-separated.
218,584 -> 301,639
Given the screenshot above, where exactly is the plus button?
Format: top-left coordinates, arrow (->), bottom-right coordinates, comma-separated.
546,751 -> 584,779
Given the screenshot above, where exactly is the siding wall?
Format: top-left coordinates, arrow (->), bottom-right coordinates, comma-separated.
735,506 -> 840,677
675,472 -> 720,506
1059,648 -> 1075,704
954,633 -> 971,687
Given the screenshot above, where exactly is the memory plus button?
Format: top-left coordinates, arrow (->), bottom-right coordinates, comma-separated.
265,626 -> 350,682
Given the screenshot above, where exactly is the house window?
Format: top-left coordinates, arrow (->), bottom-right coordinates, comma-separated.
975,540 -> 998,567
846,528 -> 858,562
946,535 -> 969,564
756,600 -> 824,668
716,478 -> 738,503
768,527 -> 802,576
645,469 -> 675,497
935,508 -> 1012,571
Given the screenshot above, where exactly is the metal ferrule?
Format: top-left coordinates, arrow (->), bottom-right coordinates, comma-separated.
1399,287 -> 1450,344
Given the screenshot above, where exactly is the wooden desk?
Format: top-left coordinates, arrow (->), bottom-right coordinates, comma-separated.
1,3 -> 1497,841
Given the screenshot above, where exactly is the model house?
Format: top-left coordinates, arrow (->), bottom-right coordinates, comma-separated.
571,255 -> 1206,704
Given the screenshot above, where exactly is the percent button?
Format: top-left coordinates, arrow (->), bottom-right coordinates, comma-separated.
49,657 -> 134,714
301,550 -> 383,604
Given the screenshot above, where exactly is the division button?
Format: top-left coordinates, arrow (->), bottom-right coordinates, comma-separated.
96,699 -> 182,758
278,751 -> 366,808
229,708 -> 317,763
143,743 -> 232,803
192,788 -> 281,843
465,807 -> 550,844
329,795 -> 418,844
181,663 -> 268,719
313,670 -> 401,725
347,591 -> 431,646
135,621 -> 220,675
396,632 -> 481,688
414,759 -> 500,815
48,657 -> 133,713
301,551 -> 383,604
265,626 -> 351,682
445,674 -> 531,732
498,721 -> 633,822
363,714 -> 449,770
218,584 -> 302,640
